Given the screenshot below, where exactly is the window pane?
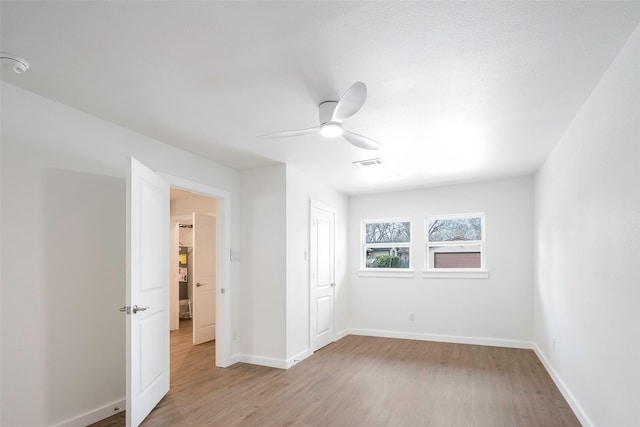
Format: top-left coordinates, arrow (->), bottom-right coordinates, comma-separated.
365,222 -> 411,244
428,217 -> 481,242
434,252 -> 481,268
366,247 -> 410,268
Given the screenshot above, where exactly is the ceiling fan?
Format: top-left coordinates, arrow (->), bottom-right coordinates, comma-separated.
264,81 -> 382,150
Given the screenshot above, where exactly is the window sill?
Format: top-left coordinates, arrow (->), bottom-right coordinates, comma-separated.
358,269 -> 416,278
422,269 -> 489,279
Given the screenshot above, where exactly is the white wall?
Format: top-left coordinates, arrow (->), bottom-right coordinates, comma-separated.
348,177 -> 534,346
534,24 -> 640,427
239,165 -> 287,364
285,165 -> 349,363
238,164 -> 348,367
0,82 -> 242,427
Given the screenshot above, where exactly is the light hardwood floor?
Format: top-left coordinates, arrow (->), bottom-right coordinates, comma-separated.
91,320 -> 579,426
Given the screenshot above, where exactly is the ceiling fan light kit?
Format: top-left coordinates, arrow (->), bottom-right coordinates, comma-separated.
320,122 -> 343,137
266,81 -> 382,150
0,53 -> 30,74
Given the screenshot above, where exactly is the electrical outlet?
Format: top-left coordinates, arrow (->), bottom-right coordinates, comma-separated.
409,312 -> 415,321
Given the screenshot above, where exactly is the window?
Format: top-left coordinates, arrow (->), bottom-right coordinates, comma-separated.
425,213 -> 486,274
362,219 -> 411,269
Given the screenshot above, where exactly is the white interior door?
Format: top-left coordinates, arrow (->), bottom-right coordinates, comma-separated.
192,213 -> 216,344
126,158 -> 170,426
169,221 -> 180,331
310,201 -> 336,351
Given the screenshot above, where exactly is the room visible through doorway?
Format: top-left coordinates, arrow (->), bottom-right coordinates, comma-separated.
169,188 -> 217,353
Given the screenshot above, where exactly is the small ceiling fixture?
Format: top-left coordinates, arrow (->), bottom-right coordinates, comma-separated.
0,53 -> 30,74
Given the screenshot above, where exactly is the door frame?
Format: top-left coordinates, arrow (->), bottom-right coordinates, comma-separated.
160,172 -> 232,368
309,199 -> 337,352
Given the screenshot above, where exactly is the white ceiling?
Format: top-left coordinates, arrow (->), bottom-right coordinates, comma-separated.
2,1 -> 639,194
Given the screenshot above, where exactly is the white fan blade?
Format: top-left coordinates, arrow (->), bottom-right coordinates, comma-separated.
261,126 -> 320,138
342,130 -> 382,150
332,82 -> 367,122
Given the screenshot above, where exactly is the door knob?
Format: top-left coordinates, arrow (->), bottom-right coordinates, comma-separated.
196,282 -> 206,287
132,305 -> 150,314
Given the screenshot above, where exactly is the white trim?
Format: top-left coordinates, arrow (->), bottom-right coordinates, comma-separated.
236,354 -> 289,370
236,349 -> 315,370
56,399 -> 125,427
358,269 -> 416,278
422,269 -> 489,279
425,211 -> 486,223
286,349 -> 314,368
158,172 -> 233,368
228,352 -> 242,365
362,216 -> 413,224
533,344 -> 593,427
346,328 -> 532,349
335,328 -> 350,340
310,199 -> 336,216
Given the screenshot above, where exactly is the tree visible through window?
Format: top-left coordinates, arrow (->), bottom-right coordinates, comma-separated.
428,217 -> 481,242
366,222 -> 411,244
363,220 -> 411,269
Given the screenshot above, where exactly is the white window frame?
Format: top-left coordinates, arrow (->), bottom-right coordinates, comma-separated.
359,218 -> 415,278
423,212 -> 488,279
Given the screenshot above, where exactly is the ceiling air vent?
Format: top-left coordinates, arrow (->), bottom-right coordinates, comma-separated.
352,158 -> 384,168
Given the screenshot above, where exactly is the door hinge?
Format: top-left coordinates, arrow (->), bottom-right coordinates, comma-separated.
221,288 -> 225,294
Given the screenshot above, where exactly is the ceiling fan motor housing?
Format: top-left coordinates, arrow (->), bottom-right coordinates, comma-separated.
319,101 -> 339,124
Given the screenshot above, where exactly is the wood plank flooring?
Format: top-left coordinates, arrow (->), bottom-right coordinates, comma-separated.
91,320 -> 579,426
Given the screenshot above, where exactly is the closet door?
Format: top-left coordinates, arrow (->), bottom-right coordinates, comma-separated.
192,213 -> 216,344
310,201 -> 336,352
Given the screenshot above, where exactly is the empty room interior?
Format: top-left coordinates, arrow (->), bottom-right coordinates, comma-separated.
1,2 -> 639,427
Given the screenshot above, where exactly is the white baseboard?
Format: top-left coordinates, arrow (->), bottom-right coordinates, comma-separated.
235,349 -> 314,370
231,329 -> 532,372
347,328 -> 533,349
532,344 -> 592,427
236,353 -> 289,369
227,352 -> 242,366
335,328 -> 350,340
56,398 -> 125,427
286,349 -> 313,368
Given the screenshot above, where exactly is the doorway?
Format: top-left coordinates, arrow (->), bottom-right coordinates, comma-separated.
161,173 -> 232,369
169,189 -> 216,346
